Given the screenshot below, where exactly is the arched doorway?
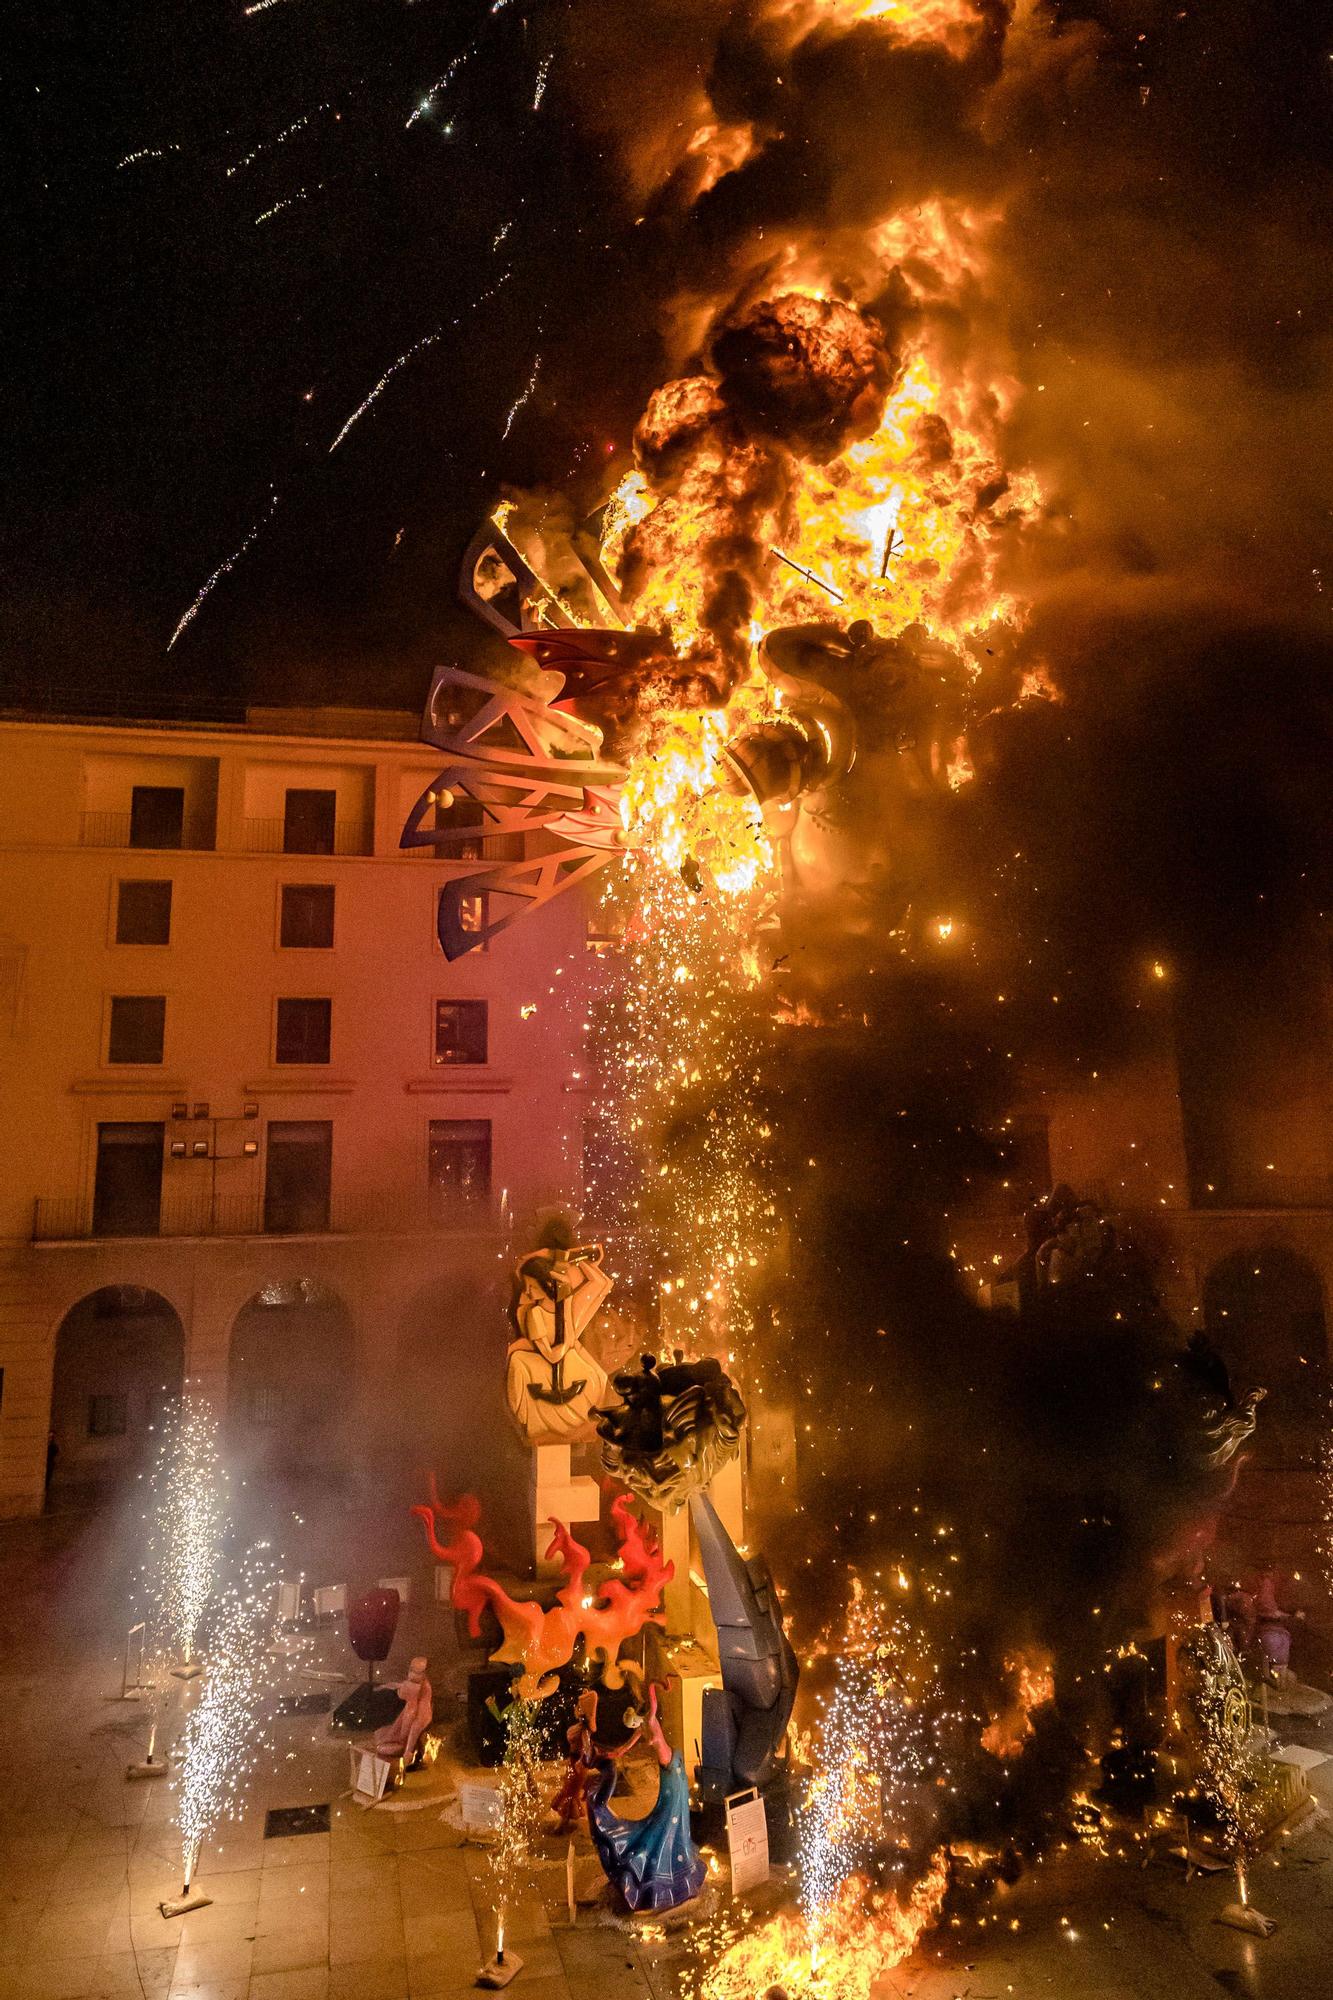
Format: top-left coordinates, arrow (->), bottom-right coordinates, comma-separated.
49,1286 -> 184,1500
227,1279 -> 355,1481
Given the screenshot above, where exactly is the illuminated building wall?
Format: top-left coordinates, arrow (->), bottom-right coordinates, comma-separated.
0,707 -> 593,1517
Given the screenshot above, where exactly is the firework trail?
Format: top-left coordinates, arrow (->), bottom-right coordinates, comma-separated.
141,1394 -> 226,1668
226,105 -> 331,177
116,146 -> 181,170
406,50 -> 471,128
255,186 -> 322,225
174,1540 -> 279,1886
532,56 -> 552,111
166,490 -> 280,651
327,268 -> 512,454
502,353 -> 540,438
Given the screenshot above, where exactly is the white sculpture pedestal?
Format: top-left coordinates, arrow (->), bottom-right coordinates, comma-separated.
530,1443 -> 600,1574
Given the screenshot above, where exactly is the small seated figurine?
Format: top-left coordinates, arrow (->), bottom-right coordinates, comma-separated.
374,1657 -> 433,1769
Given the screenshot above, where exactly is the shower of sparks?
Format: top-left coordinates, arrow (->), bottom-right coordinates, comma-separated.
328,269 -> 511,455
492,219 -> 513,251
141,1394 -> 225,1668
502,353 -> 541,438
117,145 -> 181,170
166,489 -> 280,651
255,185 -> 321,225
173,1540 -> 278,1885
226,105 -> 329,177
532,56 -> 552,110
582,697 -> 779,1355
799,1584 -> 940,1951
487,1701 -> 546,1957
1321,1391 -> 1333,1598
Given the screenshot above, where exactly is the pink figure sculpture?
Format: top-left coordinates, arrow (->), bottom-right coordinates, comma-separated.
374,1657 -> 433,1766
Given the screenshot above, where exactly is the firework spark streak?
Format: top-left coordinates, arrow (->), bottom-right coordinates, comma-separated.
226,105 -> 330,176
406,51 -> 470,128
487,1701 -> 546,1958
166,490 -> 280,651
117,146 -> 181,170
327,269 -> 511,454
502,353 -> 540,438
532,56 -> 552,110
255,186 -> 322,225
244,0 -> 294,14
328,332 -> 441,453
142,1395 -> 226,1667
173,1542 -> 278,1885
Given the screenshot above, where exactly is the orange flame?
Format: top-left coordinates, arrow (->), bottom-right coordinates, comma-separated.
980,1648 -> 1055,1760
700,1855 -> 949,2000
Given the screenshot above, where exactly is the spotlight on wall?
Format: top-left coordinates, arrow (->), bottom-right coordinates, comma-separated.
191,1139 -> 209,1158
172,1103 -> 188,1121
169,1140 -> 187,1158
243,1102 -> 259,1119
192,1102 -> 210,1120
242,1138 -> 259,1157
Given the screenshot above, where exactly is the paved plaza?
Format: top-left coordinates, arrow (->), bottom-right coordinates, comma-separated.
2,1503 -> 1331,2000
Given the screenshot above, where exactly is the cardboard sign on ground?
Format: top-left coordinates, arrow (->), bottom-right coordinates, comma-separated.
725,1786 -> 769,1895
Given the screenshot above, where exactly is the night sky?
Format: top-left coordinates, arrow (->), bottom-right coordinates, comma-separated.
5,2 -> 1332,724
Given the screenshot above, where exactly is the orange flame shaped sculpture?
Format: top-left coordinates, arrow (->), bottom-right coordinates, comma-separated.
412,1478 -> 672,1701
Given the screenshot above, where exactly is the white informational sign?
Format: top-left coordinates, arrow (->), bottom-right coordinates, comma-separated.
458,1779 -> 504,1835
725,1787 -> 769,1895
349,1747 -> 393,1805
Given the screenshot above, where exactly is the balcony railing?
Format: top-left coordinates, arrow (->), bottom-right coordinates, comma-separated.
242,818 -> 369,857
33,1189 -> 498,1244
78,811 -> 214,850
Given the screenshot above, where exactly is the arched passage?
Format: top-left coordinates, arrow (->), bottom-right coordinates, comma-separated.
227,1279 -> 355,1480
49,1286 -> 184,1500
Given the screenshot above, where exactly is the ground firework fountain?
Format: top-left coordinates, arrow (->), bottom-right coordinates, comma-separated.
162,1540 -> 277,1918
142,1391 -> 226,1678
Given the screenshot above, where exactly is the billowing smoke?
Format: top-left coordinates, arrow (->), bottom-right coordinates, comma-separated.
545,0 -> 1333,1864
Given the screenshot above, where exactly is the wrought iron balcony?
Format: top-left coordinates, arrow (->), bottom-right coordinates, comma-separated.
241,817 -> 370,857
33,1188 -> 499,1244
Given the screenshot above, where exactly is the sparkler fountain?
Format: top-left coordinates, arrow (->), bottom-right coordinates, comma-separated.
162,1539 -> 278,1918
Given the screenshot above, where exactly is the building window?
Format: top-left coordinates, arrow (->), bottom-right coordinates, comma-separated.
437,888 -> 488,954
428,1119 -> 491,1221
88,1394 -> 129,1438
275,997 -> 331,1065
434,999 -> 488,1065
108,995 -> 165,1065
585,907 -> 626,956
280,884 -> 335,949
283,788 -> 337,855
263,1120 -> 332,1234
116,880 -> 172,946
248,1384 -> 284,1427
93,1123 -> 163,1238
129,786 -> 184,850
435,793 -> 487,859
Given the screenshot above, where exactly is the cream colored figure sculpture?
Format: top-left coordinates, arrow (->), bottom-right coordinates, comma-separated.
506,1244 -> 612,1443
506,1241 -> 614,1571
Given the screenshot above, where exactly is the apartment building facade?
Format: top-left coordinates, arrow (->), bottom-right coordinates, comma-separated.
0,706 -> 594,1517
